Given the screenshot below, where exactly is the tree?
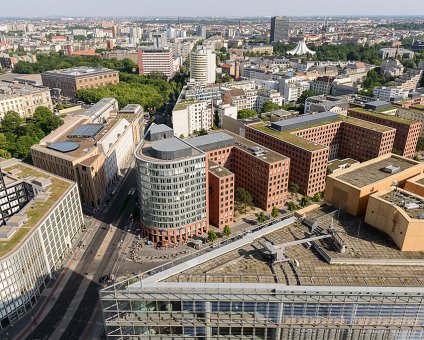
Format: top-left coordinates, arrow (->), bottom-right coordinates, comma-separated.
257,212 -> 267,223
296,90 -> 315,105
300,196 -> 310,208
0,149 -> 11,159
417,137 -> 424,151
33,106 -> 63,134
1,111 -> 23,134
312,193 -> 322,202
288,182 -> 299,194
207,230 -> 218,243
262,101 -> 281,113
223,225 -> 231,237
271,206 -> 279,218
237,109 -> 257,119
15,135 -> 36,157
287,201 -> 298,211
235,187 -> 253,213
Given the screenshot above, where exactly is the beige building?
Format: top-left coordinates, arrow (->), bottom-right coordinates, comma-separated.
41,66 -> 119,100
31,100 -> 144,208
396,107 -> 424,137
365,188 -> 424,251
324,154 -> 424,216
0,82 -> 53,119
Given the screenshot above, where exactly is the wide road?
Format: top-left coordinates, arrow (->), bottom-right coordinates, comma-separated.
25,168 -> 136,340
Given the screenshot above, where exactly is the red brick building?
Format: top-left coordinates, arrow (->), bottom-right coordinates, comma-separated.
240,112 -> 396,196
188,131 -> 290,228
348,108 -> 421,158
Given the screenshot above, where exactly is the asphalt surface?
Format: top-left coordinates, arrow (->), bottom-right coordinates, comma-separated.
25,169 -> 136,340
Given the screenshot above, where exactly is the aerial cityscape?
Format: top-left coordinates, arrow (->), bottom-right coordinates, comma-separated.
2,3 -> 424,340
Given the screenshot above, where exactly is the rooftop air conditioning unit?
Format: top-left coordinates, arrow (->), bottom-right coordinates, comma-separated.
382,165 -> 401,174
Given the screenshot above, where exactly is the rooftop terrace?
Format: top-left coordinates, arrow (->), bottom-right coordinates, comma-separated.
0,160 -> 72,259
335,155 -> 419,188
163,207 -> 424,287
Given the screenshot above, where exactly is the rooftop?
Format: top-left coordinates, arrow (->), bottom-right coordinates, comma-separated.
161,207 -> 424,287
380,189 -> 424,220
270,111 -> 340,132
349,107 -> 417,126
335,155 -> 419,188
42,66 -> 117,78
0,160 -> 72,259
208,161 -> 233,178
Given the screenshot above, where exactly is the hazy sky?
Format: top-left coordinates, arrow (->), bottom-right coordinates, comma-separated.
1,0 -> 424,17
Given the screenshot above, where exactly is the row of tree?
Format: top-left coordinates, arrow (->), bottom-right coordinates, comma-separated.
0,107 -> 63,158
273,42 -> 384,65
76,72 -> 184,113
13,52 -> 137,74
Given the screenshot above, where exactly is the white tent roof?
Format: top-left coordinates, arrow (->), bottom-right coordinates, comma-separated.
287,39 -> 316,56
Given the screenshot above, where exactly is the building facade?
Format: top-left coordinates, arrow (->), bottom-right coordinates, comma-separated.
31,99 -> 143,208
137,48 -> 174,80
238,112 -> 396,196
189,48 -> 216,84
0,82 -> 53,119
41,66 -> 119,100
135,124 -> 208,243
270,16 -> 290,42
348,108 -> 422,158
0,159 -> 83,330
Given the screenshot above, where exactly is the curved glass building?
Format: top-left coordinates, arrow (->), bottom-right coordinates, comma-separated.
135,124 -> 207,243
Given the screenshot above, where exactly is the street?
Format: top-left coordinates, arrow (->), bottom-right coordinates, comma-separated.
21,168 -> 138,340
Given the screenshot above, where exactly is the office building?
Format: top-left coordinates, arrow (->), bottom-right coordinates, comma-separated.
31,98 -> 144,208
227,112 -> 396,196
0,158 -> 83,330
0,82 -> 53,119
196,25 -> 207,40
135,124 -> 208,243
187,132 -> 290,225
101,202 -> 424,340
270,16 -> 290,42
189,48 -> 216,84
135,125 -> 289,240
348,107 -> 421,158
41,66 -> 119,100
137,48 -> 174,80
325,153 -> 424,216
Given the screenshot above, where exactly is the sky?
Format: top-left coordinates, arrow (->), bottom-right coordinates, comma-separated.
1,0 -> 424,17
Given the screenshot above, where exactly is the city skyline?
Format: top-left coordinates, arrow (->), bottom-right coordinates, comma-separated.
1,0 -> 424,17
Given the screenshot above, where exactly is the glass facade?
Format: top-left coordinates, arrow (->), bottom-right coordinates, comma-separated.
136,155 -> 207,229
101,283 -> 424,340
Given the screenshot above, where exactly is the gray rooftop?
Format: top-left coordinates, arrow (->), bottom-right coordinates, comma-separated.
151,138 -> 192,160
336,155 -> 419,188
187,132 -> 235,152
271,111 -> 340,132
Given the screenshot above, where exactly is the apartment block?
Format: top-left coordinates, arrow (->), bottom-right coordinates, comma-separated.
41,66 -> 119,99
395,107 -> 424,137
348,107 -> 421,158
0,159 -> 83,330
31,98 -> 143,208
137,47 -> 174,80
237,111 -> 396,196
395,69 -> 423,91
0,81 -> 53,119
